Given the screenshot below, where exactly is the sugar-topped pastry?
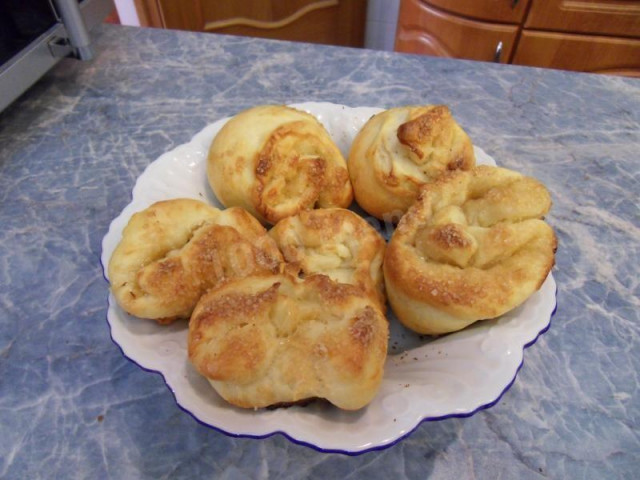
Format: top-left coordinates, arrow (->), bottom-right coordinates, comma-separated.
384,166 -> 557,335
188,272 -> 389,410
268,208 -> 386,310
348,105 -> 475,220
108,198 -> 283,323
207,105 -> 353,225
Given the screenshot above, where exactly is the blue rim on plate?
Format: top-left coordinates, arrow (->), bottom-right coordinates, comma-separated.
101,280 -> 557,455
100,102 -> 559,455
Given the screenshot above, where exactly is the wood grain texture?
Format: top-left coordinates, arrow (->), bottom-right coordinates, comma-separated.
203,0 -> 338,30
513,30 -> 640,75
136,0 -> 366,47
395,0 -> 518,62
424,0 -> 532,24
525,0 -> 640,37
134,0 -> 164,28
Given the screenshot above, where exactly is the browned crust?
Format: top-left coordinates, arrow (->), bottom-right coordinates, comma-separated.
188,272 -> 389,410
396,105 -> 450,159
208,105 -> 352,225
348,105 -> 476,220
383,165 -> 557,333
268,208 -> 387,309
108,200 -> 284,323
424,224 -> 473,249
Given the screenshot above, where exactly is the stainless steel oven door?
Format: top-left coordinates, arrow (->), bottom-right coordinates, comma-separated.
0,0 -> 114,112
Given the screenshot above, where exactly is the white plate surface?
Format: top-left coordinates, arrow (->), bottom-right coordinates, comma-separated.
101,102 -> 557,454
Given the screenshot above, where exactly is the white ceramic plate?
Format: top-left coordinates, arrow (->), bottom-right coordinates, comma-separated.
101,102 -> 557,454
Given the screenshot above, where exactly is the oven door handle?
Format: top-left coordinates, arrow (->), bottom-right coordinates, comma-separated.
53,0 -> 94,60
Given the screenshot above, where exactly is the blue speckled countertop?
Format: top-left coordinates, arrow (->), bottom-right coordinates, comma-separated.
0,24 -> 638,479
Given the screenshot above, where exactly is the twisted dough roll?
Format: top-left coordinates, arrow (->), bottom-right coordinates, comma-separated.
207,105 -> 353,225
108,199 -> 283,323
268,208 -> 386,310
384,166 -> 557,335
188,273 -> 389,410
348,105 -> 475,220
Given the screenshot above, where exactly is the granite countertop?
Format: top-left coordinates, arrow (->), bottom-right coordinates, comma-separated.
0,24 -> 638,479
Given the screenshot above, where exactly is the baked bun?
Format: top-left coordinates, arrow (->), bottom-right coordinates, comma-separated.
207,105 -> 353,225
384,166 -> 557,335
348,105 -> 475,220
108,198 -> 283,323
188,273 -> 388,410
268,208 -> 386,310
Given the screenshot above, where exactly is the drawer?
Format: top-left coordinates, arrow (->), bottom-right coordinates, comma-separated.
395,0 -> 519,62
513,30 -> 640,76
525,0 -> 640,38
424,0 -> 531,24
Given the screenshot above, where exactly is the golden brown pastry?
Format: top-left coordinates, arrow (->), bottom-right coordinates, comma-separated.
108,198 -> 283,323
348,105 -> 475,220
188,273 -> 389,410
207,105 -> 353,225
268,208 -> 386,310
384,166 -> 557,335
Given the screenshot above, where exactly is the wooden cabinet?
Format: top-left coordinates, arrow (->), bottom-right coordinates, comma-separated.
423,0 -> 531,23
525,0 -> 640,38
514,31 -> 640,76
394,0 -> 519,63
134,0 -> 367,48
395,0 -> 640,76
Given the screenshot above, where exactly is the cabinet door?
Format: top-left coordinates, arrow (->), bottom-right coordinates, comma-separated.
513,30 -> 640,76
137,0 -> 367,47
525,0 -> 640,38
395,0 -> 519,62
426,0 -> 531,23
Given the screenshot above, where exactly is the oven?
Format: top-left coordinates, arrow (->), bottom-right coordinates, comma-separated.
0,0 -> 114,112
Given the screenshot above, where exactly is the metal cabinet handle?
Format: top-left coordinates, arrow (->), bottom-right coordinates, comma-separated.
494,41 -> 503,63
